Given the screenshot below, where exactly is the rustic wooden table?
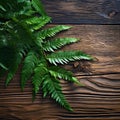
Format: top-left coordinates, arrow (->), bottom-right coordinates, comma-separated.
0,0 -> 120,120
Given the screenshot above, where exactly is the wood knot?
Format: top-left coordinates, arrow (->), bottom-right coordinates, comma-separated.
73,61 -> 92,74
108,10 -> 118,17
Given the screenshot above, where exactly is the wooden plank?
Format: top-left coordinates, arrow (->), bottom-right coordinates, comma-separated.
0,25 -> 120,120
42,0 -> 120,24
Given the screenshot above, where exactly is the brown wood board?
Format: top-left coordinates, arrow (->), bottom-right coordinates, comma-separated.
42,0 -> 120,24
0,25 -> 120,120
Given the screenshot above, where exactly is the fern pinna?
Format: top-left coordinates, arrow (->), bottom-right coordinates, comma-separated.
0,0 -> 93,111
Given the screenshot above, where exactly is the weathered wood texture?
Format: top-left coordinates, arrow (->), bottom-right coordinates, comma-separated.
0,25 -> 120,120
42,0 -> 120,24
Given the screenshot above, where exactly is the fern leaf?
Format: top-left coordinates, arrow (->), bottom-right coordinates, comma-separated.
5,52 -> 22,86
32,0 -> 47,16
4,20 -> 34,49
36,25 -> 71,46
42,75 -> 73,111
47,51 -> 93,65
25,16 -> 51,31
0,62 -> 8,70
0,5 -> 6,12
0,0 -> 31,19
49,66 -> 82,85
0,46 -> 18,69
43,38 -> 79,52
32,64 -> 48,100
21,51 -> 38,90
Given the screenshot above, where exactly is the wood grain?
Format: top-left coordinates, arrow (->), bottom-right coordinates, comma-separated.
42,0 -> 120,24
0,25 -> 120,120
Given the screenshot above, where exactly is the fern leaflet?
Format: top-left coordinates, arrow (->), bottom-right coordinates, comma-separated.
42,74 -> 73,111
0,62 -> 8,70
43,38 -> 79,52
47,51 -> 93,65
21,51 -> 38,90
32,64 -> 48,94
36,25 -> 71,46
5,52 -> 22,86
49,66 -> 82,85
32,0 -> 47,16
25,16 -> 51,31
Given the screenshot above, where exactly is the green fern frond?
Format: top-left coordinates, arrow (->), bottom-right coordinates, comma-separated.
25,16 -> 51,31
21,51 -> 38,90
32,64 -> 48,98
47,51 -> 93,65
42,74 -> 73,111
1,19 -> 34,50
0,62 -> 8,70
32,0 -> 47,16
5,52 -> 22,86
0,46 -> 17,69
11,19 -> 34,46
36,25 -> 71,45
0,0 -> 31,19
49,66 -> 82,85
43,38 -> 79,52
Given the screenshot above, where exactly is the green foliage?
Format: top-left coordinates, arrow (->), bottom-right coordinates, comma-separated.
42,74 -> 73,111
0,62 -> 8,70
49,66 -> 82,85
21,51 -> 38,90
24,16 -> 51,31
36,25 -> 71,46
43,38 -> 79,52
32,0 -> 47,16
0,0 -> 31,19
32,63 -> 47,95
47,51 -> 93,65
5,52 -> 22,86
0,0 -> 93,111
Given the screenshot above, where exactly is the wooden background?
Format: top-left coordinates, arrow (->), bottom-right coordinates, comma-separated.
0,0 -> 120,120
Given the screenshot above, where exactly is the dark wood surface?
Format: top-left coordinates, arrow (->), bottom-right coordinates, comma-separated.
0,25 -> 120,120
42,0 -> 120,24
